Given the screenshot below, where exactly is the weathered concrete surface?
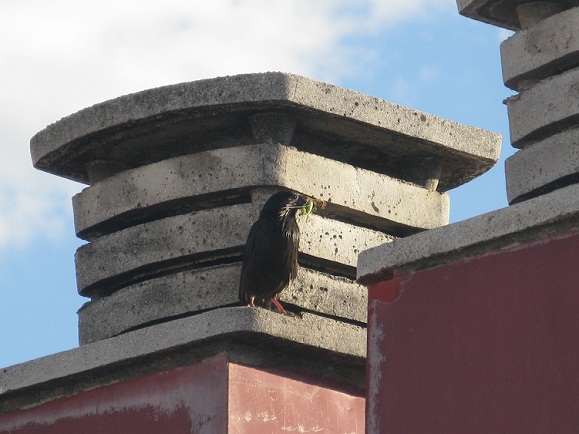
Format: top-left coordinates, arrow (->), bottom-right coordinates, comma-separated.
456,0 -> 522,30
78,265 -> 367,344
281,268 -> 367,322
515,1 -> 565,28
78,264 -> 239,344
31,72 -> 501,191
249,112 -> 296,144
506,66 -> 579,148
0,307 -> 366,414
456,0 -> 579,30
75,203 -> 249,296
358,183 -> 579,282
73,144 -> 450,240
501,7 -> 579,90
299,213 -> 394,269
506,128 -> 579,203
75,204 -> 390,296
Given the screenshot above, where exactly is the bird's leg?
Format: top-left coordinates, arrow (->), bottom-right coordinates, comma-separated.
249,296 -> 256,307
272,297 -> 300,318
271,297 -> 289,315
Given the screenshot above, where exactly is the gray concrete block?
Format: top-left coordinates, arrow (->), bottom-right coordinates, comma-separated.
75,203 -> 390,296
456,0 -> 578,30
78,265 -> 367,344
31,72 -> 501,191
506,66 -> 579,148
72,144 -> 449,240
357,183 -> 579,282
78,263 -> 240,344
300,214 -> 394,270
75,203 -> 252,296
501,6 -> 579,90
515,2 -> 565,28
0,307 -> 366,413
281,268 -> 367,323
506,128 -> 579,203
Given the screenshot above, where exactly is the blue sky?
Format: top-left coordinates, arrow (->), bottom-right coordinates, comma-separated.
0,0 -> 514,368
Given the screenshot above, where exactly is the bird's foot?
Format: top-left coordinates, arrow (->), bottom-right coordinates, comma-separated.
282,310 -> 303,319
272,298 -> 301,318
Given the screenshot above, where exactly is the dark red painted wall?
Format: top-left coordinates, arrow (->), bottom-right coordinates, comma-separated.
229,363 -> 364,433
367,229 -> 579,434
0,352 -> 365,433
0,354 -> 229,434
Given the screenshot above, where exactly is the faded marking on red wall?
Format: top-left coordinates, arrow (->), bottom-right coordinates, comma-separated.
228,364 -> 365,433
367,229 -> 579,434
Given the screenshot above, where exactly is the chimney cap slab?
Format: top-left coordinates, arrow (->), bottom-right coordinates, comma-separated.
457,0 -> 579,30
31,72 -> 500,191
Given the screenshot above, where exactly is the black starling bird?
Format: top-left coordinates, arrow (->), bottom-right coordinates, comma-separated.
239,191 -> 308,316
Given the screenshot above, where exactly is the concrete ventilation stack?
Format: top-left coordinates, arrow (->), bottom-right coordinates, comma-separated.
0,72 -> 499,432
356,2 -> 579,433
458,0 -> 579,203
30,72 -> 500,348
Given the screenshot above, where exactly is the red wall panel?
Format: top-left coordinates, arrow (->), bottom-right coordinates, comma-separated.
229,363 -> 364,433
0,354 -> 229,434
367,229 -> 579,434
0,352 -> 365,433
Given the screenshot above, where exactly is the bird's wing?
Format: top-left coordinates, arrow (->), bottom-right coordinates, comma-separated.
239,218 -> 292,303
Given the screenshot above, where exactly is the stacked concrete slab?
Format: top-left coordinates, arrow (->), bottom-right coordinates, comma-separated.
458,0 -> 579,203
1,72 -> 500,430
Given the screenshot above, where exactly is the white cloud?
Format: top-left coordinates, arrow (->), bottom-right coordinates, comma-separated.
0,181 -> 66,248
0,0 -> 452,250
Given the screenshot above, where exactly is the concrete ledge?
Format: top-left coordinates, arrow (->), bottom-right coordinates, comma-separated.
78,265 -> 367,344
73,144 -> 449,240
357,183 -> 579,282
281,268 -> 367,323
506,66 -> 579,148
457,0 -> 579,30
456,0 -> 521,30
75,205 -> 390,296
501,7 -> 579,90
31,72 -> 500,191
0,307 -> 366,413
506,128 -> 579,203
